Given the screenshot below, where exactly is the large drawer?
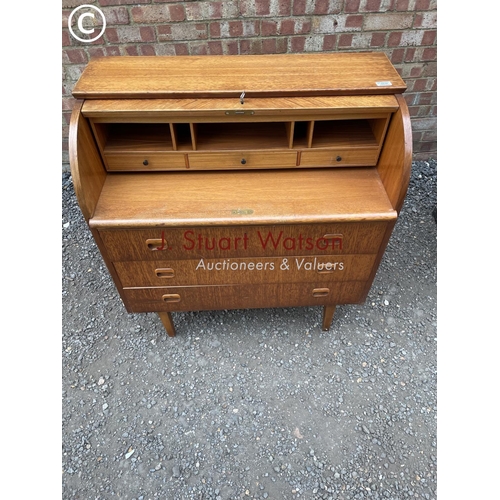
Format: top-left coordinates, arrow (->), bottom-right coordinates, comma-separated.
299,148 -> 379,167
105,152 -> 187,171
122,282 -> 368,313
114,254 -> 376,287
98,222 -> 389,261
187,151 -> 298,169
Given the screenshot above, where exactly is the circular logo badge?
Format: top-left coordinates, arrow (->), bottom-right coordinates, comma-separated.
68,5 -> 106,43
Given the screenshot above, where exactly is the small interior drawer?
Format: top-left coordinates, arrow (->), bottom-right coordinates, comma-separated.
104,152 -> 187,171
299,148 -> 379,167
188,151 -> 298,169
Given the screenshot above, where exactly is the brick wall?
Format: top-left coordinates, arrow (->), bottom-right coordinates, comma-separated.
62,0 -> 437,167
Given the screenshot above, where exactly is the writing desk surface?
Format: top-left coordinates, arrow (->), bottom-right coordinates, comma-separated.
90,168 -> 397,229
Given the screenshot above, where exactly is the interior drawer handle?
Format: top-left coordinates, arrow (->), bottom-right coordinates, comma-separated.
162,294 -> 181,303
155,268 -> 174,279
312,288 -> 330,298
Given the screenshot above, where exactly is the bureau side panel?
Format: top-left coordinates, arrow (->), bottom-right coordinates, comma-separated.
69,100 -> 107,221
376,94 -> 412,213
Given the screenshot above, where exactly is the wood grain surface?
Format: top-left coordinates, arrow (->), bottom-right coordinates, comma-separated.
90,168 -> 397,228
73,53 -> 406,99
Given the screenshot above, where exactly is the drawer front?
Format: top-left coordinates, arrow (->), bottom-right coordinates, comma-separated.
99,222 -> 389,261
114,254 -> 376,287
188,151 -> 297,169
122,282 -> 367,313
299,148 -> 379,167
105,152 -> 187,171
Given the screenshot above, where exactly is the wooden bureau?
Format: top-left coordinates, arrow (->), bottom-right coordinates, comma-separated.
69,53 -> 412,337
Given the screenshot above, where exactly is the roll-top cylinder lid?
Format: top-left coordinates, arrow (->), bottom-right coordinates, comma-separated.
72,52 -> 406,100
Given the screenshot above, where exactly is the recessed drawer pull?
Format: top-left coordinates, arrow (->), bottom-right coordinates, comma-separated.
146,232 -> 167,251
162,294 -> 181,303
312,288 -> 330,298
155,268 -> 175,279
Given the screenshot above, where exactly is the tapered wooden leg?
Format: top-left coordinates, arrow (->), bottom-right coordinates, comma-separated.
158,312 -> 176,337
322,305 -> 336,331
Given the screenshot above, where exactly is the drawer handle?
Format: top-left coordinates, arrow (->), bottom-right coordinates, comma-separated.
241,158 -> 247,165
312,288 -> 330,298
143,159 -> 149,166
336,156 -> 342,162
162,294 -> 181,303
146,233 -> 167,251
155,268 -> 174,279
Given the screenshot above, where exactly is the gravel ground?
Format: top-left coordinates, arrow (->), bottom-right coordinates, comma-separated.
62,160 -> 437,500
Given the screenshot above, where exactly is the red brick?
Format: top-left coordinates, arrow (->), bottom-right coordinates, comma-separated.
104,27 -> 119,43
422,30 -> 436,45
346,15 -> 364,29
412,78 -> 427,92
277,0 -> 292,15
62,30 -> 72,47
292,0 -> 306,15
404,47 -> 416,61
323,34 -> 337,50
409,65 -> 423,78
345,0 -> 361,12
387,32 -> 402,46
140,27 -> 156,42
63,48 -> 88,64
229,21 -> 244,37
140,45 -> 157,56
173,43 -> 189,55
290,36 -> 306,52
124,46 -> 139,56
394,0 -> 409,10
239,38 -> 261,54
314,0 -> 330,14
261,20 -> 278,37
390,48 -> 404,64
339,34 -> 354,47
421,47 -> 437,61
415,0 -> 431,9
364,0 -> 382,12
281,19 -> 296,35
262,37 -> 287,54
370,32 -> 386,46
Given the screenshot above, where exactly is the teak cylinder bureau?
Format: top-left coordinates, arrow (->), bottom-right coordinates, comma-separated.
69,53 -> 412,337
